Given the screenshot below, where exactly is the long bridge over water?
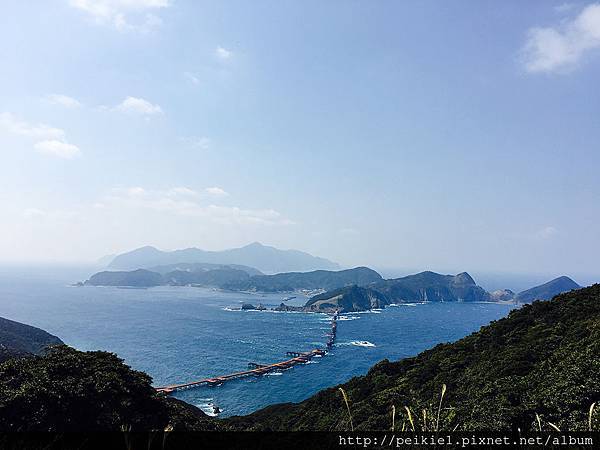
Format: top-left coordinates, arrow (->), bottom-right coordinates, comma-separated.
156,311 -> 338,394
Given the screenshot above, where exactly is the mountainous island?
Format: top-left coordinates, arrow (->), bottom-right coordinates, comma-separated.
297,273 -> 581,313
514,275 -> 581,303
84,266 -> 381,292
84,249 -> 583,314
222,266 -> 382,292
105,242 -> 339,273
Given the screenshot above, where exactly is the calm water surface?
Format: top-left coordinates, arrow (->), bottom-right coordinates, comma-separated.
0,274 -> 516,417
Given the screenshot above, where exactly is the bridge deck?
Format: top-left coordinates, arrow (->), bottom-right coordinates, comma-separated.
155,311 -> 338,394
156,350 -> 324,394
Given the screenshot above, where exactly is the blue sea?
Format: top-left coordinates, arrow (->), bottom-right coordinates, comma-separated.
0,271 -> 517,417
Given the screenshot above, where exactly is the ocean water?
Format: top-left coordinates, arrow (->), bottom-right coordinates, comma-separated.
0,274 -> 516,417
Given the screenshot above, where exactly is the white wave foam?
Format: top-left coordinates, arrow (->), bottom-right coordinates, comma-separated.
196,401 -> 221,417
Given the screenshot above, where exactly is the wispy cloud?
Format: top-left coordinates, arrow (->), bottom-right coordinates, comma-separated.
521,3 -> 600,73
23,208 -> 79,221
535,226 -> 559,240
184,71 -> 200,85
554,3 -> 576,13
44,94 -> 82,109
167,186 -> 198,197
115,96 -> 163,115
69,0 -> 170,33
205,187 -> 229,197
0,112 -> 81,159
0,112 -> 65,140
215,46 -> 232,60
23,208 -> 46,219
102,186 -> 294,226
181,136 -> 210,149
34,140 -> 81,159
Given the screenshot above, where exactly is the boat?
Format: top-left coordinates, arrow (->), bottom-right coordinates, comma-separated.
282,296 -> 296,301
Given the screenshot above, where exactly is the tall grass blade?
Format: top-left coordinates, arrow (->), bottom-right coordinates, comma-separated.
535,413 -> 542,432
391,405 -> 396,431
338,387 -> 354,431
435,384 -> 447,432
548,422 -> 560,432
589,402 -> 596,432
162,424 -> 173,450
404,406 -> 415,432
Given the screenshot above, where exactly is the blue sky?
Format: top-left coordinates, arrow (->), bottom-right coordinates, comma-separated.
1,1 -> 599,278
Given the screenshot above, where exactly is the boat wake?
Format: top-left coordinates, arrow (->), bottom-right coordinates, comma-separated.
337,340 -> 376,348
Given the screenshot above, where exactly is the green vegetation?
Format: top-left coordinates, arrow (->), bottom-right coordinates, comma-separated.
85,269 -> 164,287
304,285 -> 388,312
227,284 -> 600,431
225,267 -> 382,292
84,266 -> 382,292
373,271 -> 489,303
0,346 -> 221,431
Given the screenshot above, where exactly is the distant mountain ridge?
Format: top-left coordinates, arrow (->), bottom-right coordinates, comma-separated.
515,276 -> 580,303
149,262 -> 262,276
106,242 -> 339,274
223,267 -> 382,292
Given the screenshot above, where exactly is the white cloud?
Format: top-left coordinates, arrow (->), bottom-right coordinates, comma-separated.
522,3 -> 600,73
103,186 -> 294,226
126,186 -> 146,196
115,96 -> 163,115
23,208 -> 46,219
181,136 -> 210,149
339,227 -> 360,236
184,71 -> 200,85
23,208 -> 79,221
215,46 -> 232,60
114,12 -> 162,33
167,186 -> 198,197
554,3 -> 576,13
69,0 -> 170,32
0,112 -> 81,159
535,226 -> 559,239
0,112 -> 65,140
205,187 -> 229,197
34,140 -> 81,159
45,94 -> 82,109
